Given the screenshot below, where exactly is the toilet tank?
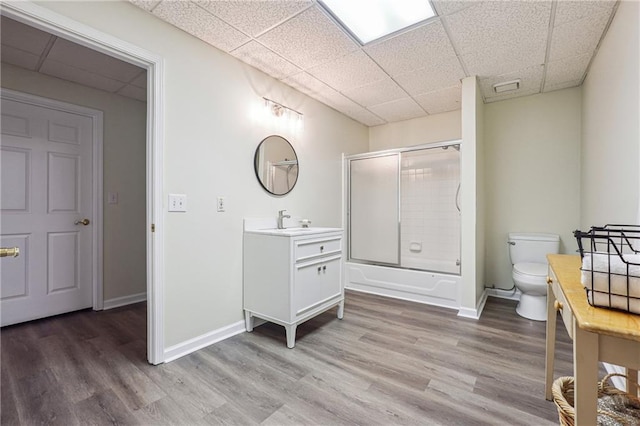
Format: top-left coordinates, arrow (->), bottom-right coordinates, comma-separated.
508,233 -> 560,264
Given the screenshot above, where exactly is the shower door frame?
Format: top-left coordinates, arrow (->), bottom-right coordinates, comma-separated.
345,139 -> 462,274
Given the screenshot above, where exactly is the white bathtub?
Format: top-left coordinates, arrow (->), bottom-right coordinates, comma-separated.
400,256 -> 460,275
345,261 -> 461,309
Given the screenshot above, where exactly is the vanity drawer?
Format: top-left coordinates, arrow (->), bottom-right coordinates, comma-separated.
295,236 -> 342,262
549,273 -> 574,339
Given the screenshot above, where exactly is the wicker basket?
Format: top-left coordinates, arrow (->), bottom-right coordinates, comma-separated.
552,373 -> 640,425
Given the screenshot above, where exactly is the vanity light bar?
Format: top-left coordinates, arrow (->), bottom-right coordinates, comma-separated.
263,98 -> 303,121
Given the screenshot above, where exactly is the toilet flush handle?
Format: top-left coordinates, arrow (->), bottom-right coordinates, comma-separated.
507,241 -> 515,245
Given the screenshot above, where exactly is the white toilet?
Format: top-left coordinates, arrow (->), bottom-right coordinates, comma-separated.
508,233 -> 560,321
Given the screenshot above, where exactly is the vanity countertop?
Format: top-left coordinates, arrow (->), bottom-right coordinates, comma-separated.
245,227 -> 343,237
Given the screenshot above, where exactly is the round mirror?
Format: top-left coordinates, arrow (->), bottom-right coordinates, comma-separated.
254,135 -> 299,196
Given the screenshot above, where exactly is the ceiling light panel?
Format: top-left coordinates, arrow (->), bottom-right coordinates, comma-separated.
319,0 -> 436,45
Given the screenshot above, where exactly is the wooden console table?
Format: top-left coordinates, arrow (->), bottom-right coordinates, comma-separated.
545,254 -> 640,424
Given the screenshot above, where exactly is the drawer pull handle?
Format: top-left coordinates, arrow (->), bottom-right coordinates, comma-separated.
322,265 -> 326,272
320,246 -> 324,252
317,266 -> 322,273
554,300 -> 563,312
546,277 -> 553,285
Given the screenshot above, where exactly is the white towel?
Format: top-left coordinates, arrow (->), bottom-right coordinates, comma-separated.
581,252 -> 640,313
586,290 -> 640,315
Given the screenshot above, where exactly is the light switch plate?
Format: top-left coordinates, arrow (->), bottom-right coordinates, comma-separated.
107,192 -> 118,204
217,196 -> 225,212
168,194 -> 187,212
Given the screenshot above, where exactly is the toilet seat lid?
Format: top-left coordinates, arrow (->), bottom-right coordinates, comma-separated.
514,262 -> 547,277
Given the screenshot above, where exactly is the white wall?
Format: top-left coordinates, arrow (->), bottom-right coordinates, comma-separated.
34,1 -> 369,348
368,109 -> 461,151
484,88 -> 582,289
1,62 -> 147,303
459,76 -> 484,313
581,0 -> 639,228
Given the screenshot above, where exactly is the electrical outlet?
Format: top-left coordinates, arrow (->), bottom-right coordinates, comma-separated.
168,194 -> 187,212
217,196 -> 225,212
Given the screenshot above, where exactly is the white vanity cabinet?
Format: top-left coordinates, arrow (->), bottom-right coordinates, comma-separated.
243,228 -> 344,348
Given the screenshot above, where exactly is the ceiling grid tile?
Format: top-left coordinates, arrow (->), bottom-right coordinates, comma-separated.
257,6 -> 359,70
195,0 -> 312,37
368,98 -> 426,123
231,41 -> 301,80
152,1 -> 250,52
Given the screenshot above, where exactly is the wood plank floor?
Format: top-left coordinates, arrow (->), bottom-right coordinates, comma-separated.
1,291 -> 577,425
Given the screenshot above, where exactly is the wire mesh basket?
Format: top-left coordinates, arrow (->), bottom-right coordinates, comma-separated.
574,225 -> 640,315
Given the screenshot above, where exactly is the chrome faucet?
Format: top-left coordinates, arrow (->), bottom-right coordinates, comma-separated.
277,210 -> 290,229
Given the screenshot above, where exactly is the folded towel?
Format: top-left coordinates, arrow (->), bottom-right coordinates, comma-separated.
582,252 -> 640,313
586,289 -> 640,315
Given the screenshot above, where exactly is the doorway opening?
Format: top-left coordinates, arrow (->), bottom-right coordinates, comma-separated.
1,2 -> 165,364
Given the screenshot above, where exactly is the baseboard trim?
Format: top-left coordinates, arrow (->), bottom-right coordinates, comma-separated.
457,289 -> 488,320
164,320 -> 246,363
486,287 -> 521,301
103,292 -> 146,310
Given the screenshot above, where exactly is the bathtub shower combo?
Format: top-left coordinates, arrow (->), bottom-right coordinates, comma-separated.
345,141 -> 462,308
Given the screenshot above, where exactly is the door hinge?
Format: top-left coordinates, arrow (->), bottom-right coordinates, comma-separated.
151,224 -> 155,233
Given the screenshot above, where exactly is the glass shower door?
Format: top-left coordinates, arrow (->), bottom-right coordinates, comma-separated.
348,154 -> 399,265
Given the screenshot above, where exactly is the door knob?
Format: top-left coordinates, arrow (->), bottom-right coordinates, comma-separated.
75,218 -> 90,226
0,247 -> 20,258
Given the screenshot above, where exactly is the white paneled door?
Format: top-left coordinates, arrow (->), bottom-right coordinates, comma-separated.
1,96 -> 93,326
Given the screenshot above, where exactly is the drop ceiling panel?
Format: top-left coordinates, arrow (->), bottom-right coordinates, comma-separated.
342,78 -> 407,107
543,79 -> 582,94
282,72 -> 335,99
414,85 -> 462,115
394,53 -> 465,96
116,84 -> 147,102
195,0 -> 312,37
47,38 -> 142,83
128,0 -> 161,12
554,0 -> 616,26
1,46 -> 40,71
152,1 -> 250,52
549,10 -> 611,61
230,41 -> 301,80
307,50 -> 388,93
480,64 -> 544,102
364,21 -> 458,76
0,17 -> 52,54
446,1 -> 550,76
318,91 -> 385,126
368,98 -> 425,123
544,54 -> 591,88
40,60 -> 127,93
129,72 -> 147,89
257,6 -> 359,70
432,0 -> 475,17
